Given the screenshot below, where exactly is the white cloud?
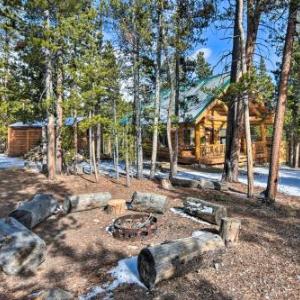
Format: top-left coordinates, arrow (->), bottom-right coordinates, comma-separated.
190,47 -> 212,60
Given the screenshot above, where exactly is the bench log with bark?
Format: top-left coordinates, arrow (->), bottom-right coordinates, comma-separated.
0,217 -> 46,275
63,192 -> 112,213
9,194 -> 59,229
183,197 -> 227,225
138,231 -> 225,288
130,192 -> 168,214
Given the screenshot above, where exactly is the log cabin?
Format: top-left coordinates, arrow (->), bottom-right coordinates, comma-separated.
144,73 -> 287,165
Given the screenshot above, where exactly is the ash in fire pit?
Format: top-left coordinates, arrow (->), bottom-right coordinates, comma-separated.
112,213 -> 158,240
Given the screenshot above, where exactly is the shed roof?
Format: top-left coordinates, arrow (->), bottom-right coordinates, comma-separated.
9,117 -> 85,128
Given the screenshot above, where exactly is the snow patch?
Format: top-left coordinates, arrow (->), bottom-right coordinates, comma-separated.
79,256 -> 145,300
170,208 -> 211,225
192,230 -> 207,238
0,154 -> 24,169
185,201 -> 214,214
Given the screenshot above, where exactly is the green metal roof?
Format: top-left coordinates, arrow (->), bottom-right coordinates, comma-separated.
159,73 -> 230,123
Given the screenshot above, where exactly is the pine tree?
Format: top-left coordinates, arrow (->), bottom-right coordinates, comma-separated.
195,51 -> 212,80
266,0 -> 299,202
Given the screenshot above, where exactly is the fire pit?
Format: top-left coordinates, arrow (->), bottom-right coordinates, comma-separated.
112,213 -> 158,240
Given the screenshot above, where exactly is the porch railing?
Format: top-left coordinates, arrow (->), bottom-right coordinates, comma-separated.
199,144 -> 226,157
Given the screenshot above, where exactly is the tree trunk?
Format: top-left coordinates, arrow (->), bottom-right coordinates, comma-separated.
44,10 -> 55,180
163,41 -> 177,179
63,192 -> 112,213
138,231 -> 225,289
239,0 -> 254,198
222,0 -> 243,183
294,141 -> 300,168
47,114 -> 56,180
0,217 -> 46,275
73,109 -> 78,173
130,191 -> 168,214
150,4 -> 162,179
183,197 -> 227,225
96,124 -> 101,164
266,0 -> 298,202
133,20 -> 143,179
113,98 -> 119,180
89,112 -> 93,163
245,0 -> 261,70
289,132 -> 295,166
9,194 -> 59,229
56,64 -> 63,174
219,217 -> 241,246
125,128 -> 131,187
90,111 -> 98,182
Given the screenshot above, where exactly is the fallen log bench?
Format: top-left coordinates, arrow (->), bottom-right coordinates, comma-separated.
170,177 -> 199,188
183,197 -> 227,225
63,192 -> 112,213
198,179 -> 228,191
130,192 -> 168,214
138,231 -> 225,289
0,217 -> 46,275
9,194 -> 59,229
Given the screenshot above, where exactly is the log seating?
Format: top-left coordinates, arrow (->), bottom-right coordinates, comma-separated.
106,199 -> 126,215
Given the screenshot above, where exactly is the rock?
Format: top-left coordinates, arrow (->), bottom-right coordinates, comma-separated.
0,217 -> 46,275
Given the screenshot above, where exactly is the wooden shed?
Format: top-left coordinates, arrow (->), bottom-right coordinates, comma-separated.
7,122 -> 43,157
7,117 -> 88,157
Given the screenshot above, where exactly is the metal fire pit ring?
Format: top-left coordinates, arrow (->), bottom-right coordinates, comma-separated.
112,213 -> 158,240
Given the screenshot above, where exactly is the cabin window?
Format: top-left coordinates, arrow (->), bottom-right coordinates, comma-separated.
219,128 -> 226,144
183,128 -> 192,145
251,126 -> 261,141
159,132 -> 168,147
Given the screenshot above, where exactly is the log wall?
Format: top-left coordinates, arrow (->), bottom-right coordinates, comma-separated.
8,127 -> 42,157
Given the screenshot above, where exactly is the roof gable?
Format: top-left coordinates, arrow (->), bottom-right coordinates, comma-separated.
159,73 -> 230,123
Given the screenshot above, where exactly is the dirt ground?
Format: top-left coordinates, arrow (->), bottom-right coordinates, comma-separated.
0,169 -> 299,300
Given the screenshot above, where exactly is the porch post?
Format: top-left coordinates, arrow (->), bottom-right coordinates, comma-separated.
195,123 -> 201,162
260,124 -> 268,163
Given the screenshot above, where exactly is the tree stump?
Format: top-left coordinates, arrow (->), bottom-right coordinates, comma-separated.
130,192 -> 168,214
220,217 -> 241,246
106,199 -> 126,215
0,217 -> 46,275
9,194 -> 59,229
63,192 -> 112,213
183,197 -> 227,225
160,179 -> 174,191
138,231 -> 225,289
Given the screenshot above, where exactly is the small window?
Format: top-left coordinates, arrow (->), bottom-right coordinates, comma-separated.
183,129 -> 191,145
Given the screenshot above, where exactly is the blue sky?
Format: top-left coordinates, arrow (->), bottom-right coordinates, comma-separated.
103,2 -> 285,78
